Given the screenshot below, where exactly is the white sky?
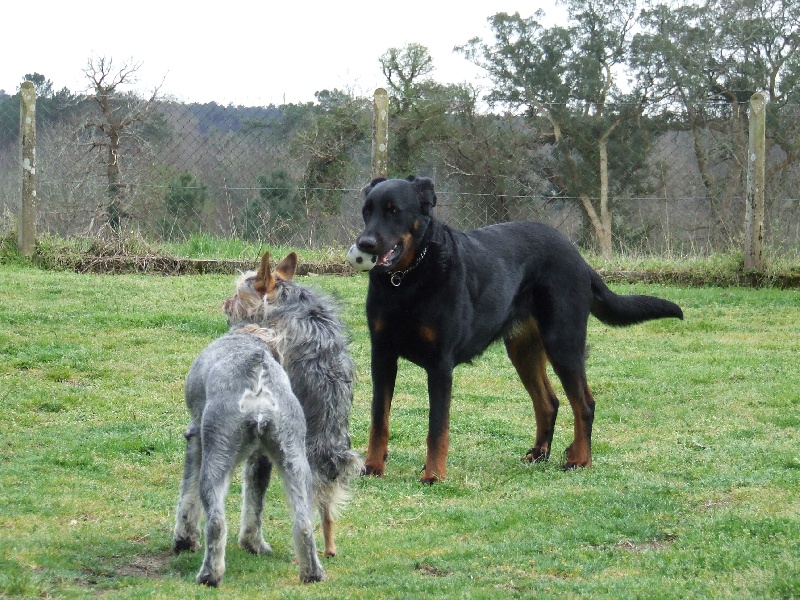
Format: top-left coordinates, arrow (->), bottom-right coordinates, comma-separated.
2,1 -> 566,105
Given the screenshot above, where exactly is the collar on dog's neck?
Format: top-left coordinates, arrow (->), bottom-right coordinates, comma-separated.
388,245 -> 428,287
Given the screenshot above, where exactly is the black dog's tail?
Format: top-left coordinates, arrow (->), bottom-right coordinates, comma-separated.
589,268 -> 683,326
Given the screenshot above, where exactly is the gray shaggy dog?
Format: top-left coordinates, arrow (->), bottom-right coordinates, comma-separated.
173,252 -> 361,586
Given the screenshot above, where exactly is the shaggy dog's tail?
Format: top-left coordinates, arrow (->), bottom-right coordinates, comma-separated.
312,449 -> 363,517
237,356 -> 282,432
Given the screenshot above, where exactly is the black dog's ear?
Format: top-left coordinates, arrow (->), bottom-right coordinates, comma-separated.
411,176 -> 437,215
363,177 -> 387,197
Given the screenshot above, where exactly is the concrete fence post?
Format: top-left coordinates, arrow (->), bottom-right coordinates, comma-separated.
19,81 -> 37,257
744,92 -> 766,272
372,88 -> 389,180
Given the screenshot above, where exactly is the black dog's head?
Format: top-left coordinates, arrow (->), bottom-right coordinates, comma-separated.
356,176 -> 436,272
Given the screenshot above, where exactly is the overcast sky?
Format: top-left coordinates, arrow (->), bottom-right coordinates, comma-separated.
2,1 -> 566,105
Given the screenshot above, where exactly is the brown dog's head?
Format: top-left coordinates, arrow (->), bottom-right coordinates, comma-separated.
223,251 -> 298,324
356,176 -> 436,273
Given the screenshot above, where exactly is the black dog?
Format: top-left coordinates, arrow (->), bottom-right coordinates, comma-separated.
355,176 -> 683,483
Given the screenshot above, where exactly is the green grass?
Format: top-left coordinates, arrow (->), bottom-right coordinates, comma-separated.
1,264 -> 798,598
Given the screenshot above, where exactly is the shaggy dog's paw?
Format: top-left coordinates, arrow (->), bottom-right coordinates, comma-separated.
196,569 -> 221,587
172,536 -> 200,553
301,568 -> 327,583
240,539 -> 273,555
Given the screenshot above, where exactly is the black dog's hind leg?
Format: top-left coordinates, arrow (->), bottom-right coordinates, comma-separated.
552,366 -> 595,469
539,304 -> 596,469
504,318 -> 559,463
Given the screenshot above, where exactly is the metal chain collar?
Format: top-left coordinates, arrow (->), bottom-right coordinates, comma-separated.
389,245 -> 428,287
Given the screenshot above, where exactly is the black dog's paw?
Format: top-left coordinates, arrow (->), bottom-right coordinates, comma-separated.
562,445 -> 591,470
419,463 -> 443,484
361,464 -> 384,477
522,446 -> 550,463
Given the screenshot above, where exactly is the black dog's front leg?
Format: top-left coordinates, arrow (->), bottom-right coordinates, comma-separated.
422,365 -> 453,484
364,348 -> 398,477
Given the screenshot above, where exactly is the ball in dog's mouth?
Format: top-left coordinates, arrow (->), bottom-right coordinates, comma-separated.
346,244 -> 378,271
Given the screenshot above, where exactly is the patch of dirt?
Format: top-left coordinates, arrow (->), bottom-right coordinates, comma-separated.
613,538 -> 674,552
75,551 -> 174,593
415,562 -> 452,577
114,551 -> 174,578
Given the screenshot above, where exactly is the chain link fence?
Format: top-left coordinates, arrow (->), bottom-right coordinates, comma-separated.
1,88 -> 799,257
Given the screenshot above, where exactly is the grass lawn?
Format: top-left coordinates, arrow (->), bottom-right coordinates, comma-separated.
0,263 -> 798,598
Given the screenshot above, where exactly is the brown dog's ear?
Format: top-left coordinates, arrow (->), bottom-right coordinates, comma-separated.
253,251 -> 275,296
412,177 -> 437,215
275,252 -> 298,281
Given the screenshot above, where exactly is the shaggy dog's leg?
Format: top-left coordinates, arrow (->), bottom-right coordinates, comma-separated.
196,437 -> 239,587
274,442 -> 326,582
321,503 -> 336,557
173,423 -> 203,552
238,451 -> 274,555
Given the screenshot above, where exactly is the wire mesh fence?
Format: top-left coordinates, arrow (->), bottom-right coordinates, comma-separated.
1,87 -> 799,257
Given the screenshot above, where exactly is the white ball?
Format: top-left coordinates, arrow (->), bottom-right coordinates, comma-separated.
346,243 -> 377,271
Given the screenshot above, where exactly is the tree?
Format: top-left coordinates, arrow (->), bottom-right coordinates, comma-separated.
379,43 -> 462,176
0,74 -> 81,144
83,56 -> 163,233
380,43 -> 434,113
162,171 -> 207,238
633,0 -> 800,248
240,169 -> 304,241
432,90 -> 547,227
458,2 -> 655,257
22,73 -> 53,98
294,89 -> 369,218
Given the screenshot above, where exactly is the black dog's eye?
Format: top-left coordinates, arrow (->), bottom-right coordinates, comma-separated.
387,205 -> 399,216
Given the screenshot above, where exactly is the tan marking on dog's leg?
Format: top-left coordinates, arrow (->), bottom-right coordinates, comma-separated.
422,372 -> 451,484
365,387 -> 392,476
321,506 -> 336,557
422,429 -> 449,483
563,379 -> 595,469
